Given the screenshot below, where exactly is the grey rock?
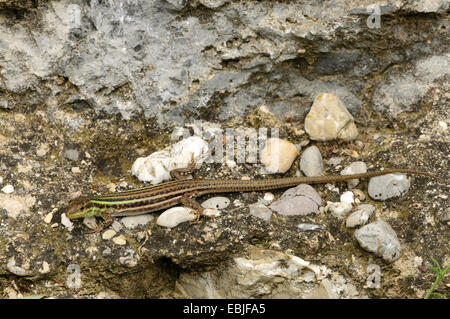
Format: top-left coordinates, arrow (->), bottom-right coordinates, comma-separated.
340,161 -> 367,188
373,56 -> 449,118
300,146 -> 323,177
64,149 -> 79,161
269,184 -> 322,216
4,0 -> 444,126
297,223 -> 326,231
368,174 -> 410,201
354,220 -> 401,263
199,0 -> 230,9
249,203 -> 272,221
164,0 -> 188,11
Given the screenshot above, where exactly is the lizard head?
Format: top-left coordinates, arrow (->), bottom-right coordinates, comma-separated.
65,196 -> 90,219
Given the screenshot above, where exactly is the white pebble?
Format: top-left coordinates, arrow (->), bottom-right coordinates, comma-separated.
7,259 -> 31,276
39,261 -> 51,274
71,167 -> 81,174
60,213 -> 74,231
260,138 -> 299,174
226,159 -> 237,168
0,176 -> 3,184
263,192 -> 275,202
43,212 -> 53,224
325,201 -> 353,219
201,196 -> 230,209
102,229 -> 117,240
131,136 -> 209,184
156,207 -> 196,228
2,184 -> 14,194
121,215 -> 154,229
203,208 -> 221,217
112,235 -> 127,245
83,216 -> 98,230
340,191 -> 354,204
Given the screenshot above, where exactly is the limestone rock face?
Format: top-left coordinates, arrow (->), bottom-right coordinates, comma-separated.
304,93 -> 359,141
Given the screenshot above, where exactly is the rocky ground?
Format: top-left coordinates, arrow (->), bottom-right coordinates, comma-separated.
0,0 -> 449,298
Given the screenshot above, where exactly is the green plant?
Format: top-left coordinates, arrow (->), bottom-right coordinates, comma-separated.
424,256 -> 449,299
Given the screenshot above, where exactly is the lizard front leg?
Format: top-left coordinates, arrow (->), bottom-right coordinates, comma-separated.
170,153 -> 197,181
85,210 -> 114,234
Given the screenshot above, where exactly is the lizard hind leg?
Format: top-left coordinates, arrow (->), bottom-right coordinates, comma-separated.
180,195 -> 205,224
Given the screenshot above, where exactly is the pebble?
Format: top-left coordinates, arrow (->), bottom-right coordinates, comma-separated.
0,194 -> 35,219
325,201 -> 353,219
260,138 -> 299,174
340,191 -> 354,204
199,0 -> 229,9
131,136 -> 209,184
297,223 -> 326,231
304,93 -> 359,141
0,176 -> 3,184
226,159 -> 237,168
83,216 -> 98,230
111,220 -> 124,232
2,184 -> 14,194
354,220 -> 401,263
7,259 -> 31,276
39,261 -> 51,274
340,161 -> 367,188
64,149 -> 79,161
327,157 -> 345,167
60,213 -> 74,231
71,167 -> 81,174
263,192 -> 275,202
203,208 -> 222,217
156,207 -> 196,228
299,146 -> 323,177
102,229 -> 117,240
201,196 -> 230,209
269,184 -> 322,216
368,173 -> 410,200
121,215 -> 154,229
36,143 -> 49,157
249,203 -> 272,221
346,204 -> 375,228
43,212 -> 53,224
112,235 -> 127,245
353,189 -> 366,201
